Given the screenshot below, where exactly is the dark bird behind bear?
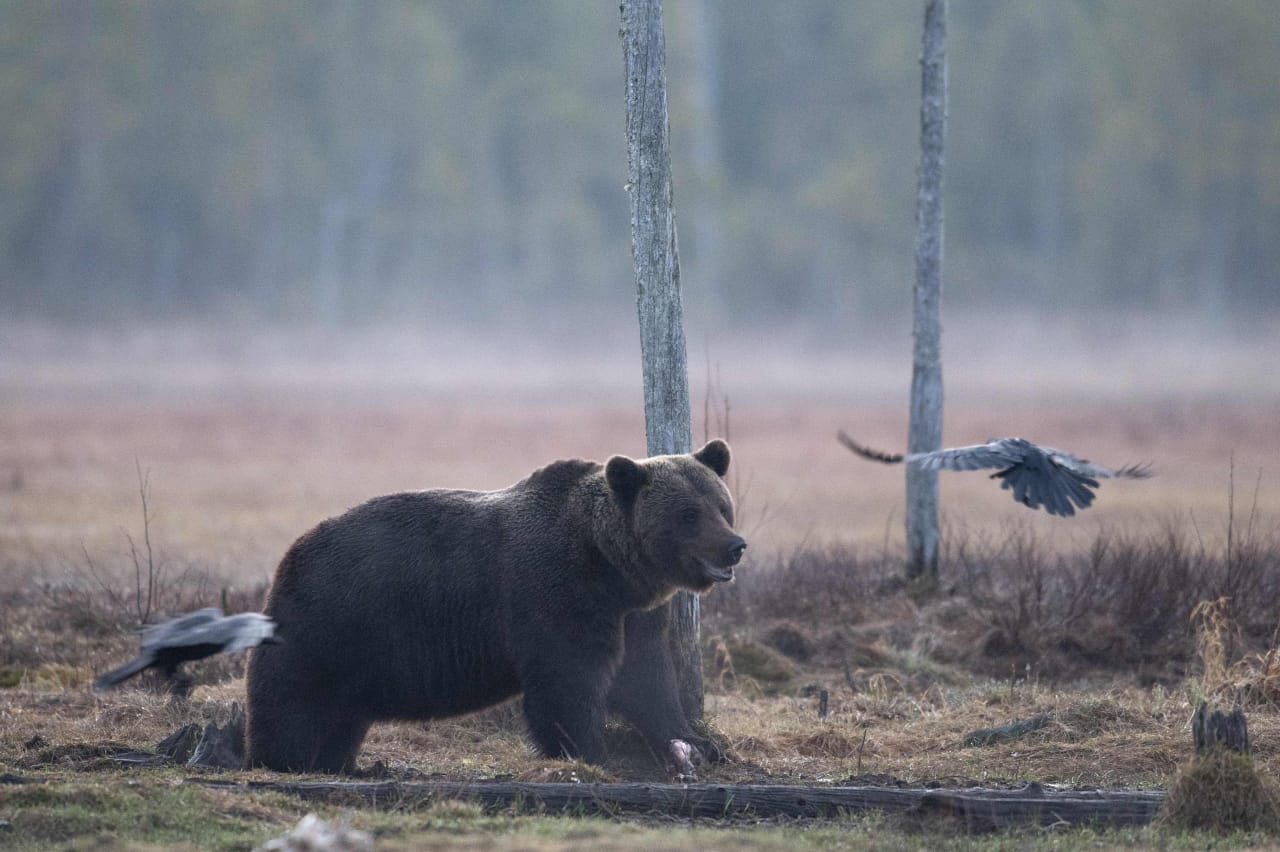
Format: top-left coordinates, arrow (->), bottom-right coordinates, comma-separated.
94,608 -> 278,695
837,431 -> 1151,517
245,440 -> 746,774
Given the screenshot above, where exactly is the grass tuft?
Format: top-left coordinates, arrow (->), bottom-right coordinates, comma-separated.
1160,749 -> 1280,833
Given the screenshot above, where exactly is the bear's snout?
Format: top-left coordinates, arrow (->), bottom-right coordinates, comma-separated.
724,536 -> 748,566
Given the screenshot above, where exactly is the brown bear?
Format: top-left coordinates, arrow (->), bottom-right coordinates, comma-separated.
244,439 -> 745,774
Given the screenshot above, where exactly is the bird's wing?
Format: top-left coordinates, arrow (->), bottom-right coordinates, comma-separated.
139,608 -> 224,651
903,439 -> 1025,472
92,653 -> 156,691
836,431 -> 904,464
1042,448 -> 1154,480
187,613 -> 278,653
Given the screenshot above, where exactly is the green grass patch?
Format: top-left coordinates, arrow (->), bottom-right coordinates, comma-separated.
0,775 -> 298,850
3,773 -> 1280,851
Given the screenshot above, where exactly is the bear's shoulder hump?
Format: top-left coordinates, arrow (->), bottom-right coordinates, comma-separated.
521,458 -> 602,491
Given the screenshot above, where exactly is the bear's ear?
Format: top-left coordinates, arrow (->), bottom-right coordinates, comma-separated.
693,439 -> 731,478
606,455 -> 649,504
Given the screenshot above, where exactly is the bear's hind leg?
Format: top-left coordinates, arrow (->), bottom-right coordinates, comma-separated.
246,696 -> 367,773
312,715 -> 372,774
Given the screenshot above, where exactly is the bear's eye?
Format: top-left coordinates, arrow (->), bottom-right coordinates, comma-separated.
679,507 -> 700,526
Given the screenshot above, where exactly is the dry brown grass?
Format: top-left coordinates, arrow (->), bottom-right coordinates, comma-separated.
1193,597 -> 1280,709
7,572 -> 1261,791
698,681 -> 1198,787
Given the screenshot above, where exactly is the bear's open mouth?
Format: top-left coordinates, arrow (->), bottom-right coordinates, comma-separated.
700,560 -> 735,584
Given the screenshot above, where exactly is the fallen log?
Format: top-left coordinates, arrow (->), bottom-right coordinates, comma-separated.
915,784 -> 1165,831
962,713 -> 1053,747
188,778 -> 1166,830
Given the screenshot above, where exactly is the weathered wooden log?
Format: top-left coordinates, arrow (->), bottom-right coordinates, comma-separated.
1191,702 -> 1249,754
188,778 -> 1166,829
0,773 -> 45,785
914,784 -> 1164,831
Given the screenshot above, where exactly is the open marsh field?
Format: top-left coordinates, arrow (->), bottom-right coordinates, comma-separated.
4,319 -> 1277,573
2,324 -> 1280,849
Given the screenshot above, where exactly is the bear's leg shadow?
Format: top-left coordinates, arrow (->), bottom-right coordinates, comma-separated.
609,605 -> 726,763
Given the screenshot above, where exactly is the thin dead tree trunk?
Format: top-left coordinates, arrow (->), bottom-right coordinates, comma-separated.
906,0 -> 947,582
620,0 -> 702,722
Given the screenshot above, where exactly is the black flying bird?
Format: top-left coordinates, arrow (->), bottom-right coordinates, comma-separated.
837,431 -> 1152,517
94,608 -> 279,693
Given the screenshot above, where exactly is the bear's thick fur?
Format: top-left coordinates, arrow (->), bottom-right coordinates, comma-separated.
244,440 -> 745,773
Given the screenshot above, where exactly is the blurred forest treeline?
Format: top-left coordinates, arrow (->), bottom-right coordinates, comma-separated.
2,1 -> 1277,331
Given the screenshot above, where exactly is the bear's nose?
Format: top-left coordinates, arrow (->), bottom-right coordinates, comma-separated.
725,537 -> 748,565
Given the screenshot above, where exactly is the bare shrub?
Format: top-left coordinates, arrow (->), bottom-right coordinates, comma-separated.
72,462 -> 196,629
703,543 -> 892,630
1193,597 -> 1280,707
951,509 -> 1280,679
1193,597 -> 1235,692
711,490 -> 1279,684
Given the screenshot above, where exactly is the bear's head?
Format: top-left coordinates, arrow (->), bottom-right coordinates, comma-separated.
605,439 -> 747,595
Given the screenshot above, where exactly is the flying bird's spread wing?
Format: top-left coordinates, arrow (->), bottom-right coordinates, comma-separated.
190,613 -> 278,653
1041,447 -> 1154,481
903,438 -> 1028,473
837,432 -> 1151,517
139,607 -> 223,652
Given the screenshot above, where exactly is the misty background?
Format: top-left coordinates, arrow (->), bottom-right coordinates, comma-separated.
2,1 -> 1278,369
2,0 -> 1279,580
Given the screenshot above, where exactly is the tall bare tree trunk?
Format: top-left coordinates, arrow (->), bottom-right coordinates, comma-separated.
906,0 -> 947,582
620,0 -> 702,723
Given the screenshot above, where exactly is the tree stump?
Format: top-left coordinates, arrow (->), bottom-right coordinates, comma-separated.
1191,702 -> 1249,754
187,702 -> 246,769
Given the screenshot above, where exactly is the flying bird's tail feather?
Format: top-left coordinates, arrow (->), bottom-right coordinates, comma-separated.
1062,474 -> 1099,513
995,467 -> 1042,513
93,654 -> 153,691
